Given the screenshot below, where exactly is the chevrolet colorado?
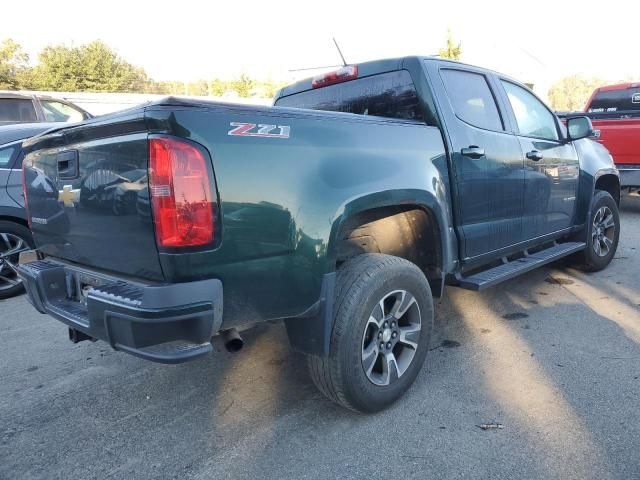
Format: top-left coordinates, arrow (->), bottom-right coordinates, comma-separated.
17,57 -> 620,412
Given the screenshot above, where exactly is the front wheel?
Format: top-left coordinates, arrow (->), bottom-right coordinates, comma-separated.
572,190 -> 620,272
308,254 -> 433,413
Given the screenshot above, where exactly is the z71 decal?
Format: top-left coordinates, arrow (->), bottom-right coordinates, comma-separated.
228,122 -> 290,139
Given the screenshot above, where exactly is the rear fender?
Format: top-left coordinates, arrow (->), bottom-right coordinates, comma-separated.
326,189 -> 452,275
286,189 -> 452,358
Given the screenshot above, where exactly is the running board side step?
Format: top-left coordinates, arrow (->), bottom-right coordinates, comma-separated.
456,242 -> 586,291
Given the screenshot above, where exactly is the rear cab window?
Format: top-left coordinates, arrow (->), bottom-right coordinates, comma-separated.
275,70 -> 434,125
0,99 -> 37,123
588,86 -> 640,113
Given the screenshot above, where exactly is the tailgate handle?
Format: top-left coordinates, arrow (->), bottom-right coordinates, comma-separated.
57,150 -> 79,180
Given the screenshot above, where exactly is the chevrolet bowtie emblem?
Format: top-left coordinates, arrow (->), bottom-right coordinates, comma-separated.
58,185 -> 80,207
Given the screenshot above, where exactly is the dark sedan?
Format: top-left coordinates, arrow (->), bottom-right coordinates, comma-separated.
0,122 -> 60,298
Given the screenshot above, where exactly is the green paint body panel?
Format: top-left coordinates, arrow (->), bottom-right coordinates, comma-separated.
144,104 -> 454,327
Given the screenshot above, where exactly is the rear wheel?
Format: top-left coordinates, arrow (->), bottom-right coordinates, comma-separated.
572,190 -> 620,272
308,254 -> 433,413
0,221 -> 34,300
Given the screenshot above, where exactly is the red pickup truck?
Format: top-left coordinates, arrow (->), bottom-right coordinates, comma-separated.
583,83 -> 640,191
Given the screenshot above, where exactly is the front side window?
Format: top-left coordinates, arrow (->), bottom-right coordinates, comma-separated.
41,101 -> 85,122
0,144 -> 19,168
275,70 -> 431,124
440,69 -> 503,131
501,81 -> 559,141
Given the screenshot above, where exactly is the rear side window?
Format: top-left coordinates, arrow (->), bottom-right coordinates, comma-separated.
275,70 -> 430,124
588,86 -> 640,113
440,69 -> 503,131
0,99 -> 37,122
0,143 -> 19,168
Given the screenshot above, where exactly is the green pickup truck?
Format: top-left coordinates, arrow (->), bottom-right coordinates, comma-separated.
17,57 -> 620,412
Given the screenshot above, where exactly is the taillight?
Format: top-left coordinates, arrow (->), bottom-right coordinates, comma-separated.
22,163 -> 31,228
148,137 -> 217,248
312,65 -> 358,89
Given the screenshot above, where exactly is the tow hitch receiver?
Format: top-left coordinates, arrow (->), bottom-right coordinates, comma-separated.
68,328 -> 95,344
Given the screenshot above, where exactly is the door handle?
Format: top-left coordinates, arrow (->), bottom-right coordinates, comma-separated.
57,150 -> 79,180
526,150 -> 543,162
461,146 -> 485,159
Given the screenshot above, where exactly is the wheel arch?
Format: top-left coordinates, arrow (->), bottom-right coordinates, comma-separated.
326,189 -> 450,297
0,207 -> 29,229
594,173 -> 620,205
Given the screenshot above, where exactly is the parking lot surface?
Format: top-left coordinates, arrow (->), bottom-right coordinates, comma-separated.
1,196 -> 639,480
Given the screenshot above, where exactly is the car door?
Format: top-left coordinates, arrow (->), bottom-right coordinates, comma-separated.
498,80 -> 580,239
429,65 -> 525,259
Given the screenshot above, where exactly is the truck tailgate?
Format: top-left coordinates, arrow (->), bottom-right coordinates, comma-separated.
23,129 -> 164,281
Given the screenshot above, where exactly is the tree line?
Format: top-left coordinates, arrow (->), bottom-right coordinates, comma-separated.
1,37 -> 635,109
0,38 -> 284,98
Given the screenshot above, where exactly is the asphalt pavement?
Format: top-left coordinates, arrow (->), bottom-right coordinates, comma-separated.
1,195 -> 639,480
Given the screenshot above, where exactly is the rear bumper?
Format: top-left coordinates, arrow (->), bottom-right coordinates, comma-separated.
17,259 -> 223,364
618,165 -> 640,188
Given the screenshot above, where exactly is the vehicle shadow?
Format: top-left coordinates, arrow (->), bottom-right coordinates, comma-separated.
420,266 -> 640,479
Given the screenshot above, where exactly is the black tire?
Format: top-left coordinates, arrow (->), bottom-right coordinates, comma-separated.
308,254 -> 434,413
0,221 -> 34,300
572,190 -> 620,272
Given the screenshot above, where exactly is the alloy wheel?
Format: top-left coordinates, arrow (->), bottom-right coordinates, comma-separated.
361,289 -> 422,386
591,206 -> 615,257
0,233 -> 27,293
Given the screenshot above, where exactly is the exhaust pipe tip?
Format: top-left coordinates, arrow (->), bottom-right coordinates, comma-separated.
220,328 -> 244,353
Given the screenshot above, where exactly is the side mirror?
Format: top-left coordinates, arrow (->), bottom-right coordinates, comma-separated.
566,116 -> 594,141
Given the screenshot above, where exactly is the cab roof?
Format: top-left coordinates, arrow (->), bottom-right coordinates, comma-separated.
275,56 -> 515,100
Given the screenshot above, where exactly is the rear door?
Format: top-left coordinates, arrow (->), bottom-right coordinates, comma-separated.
498,80 -> 579,238
427,64 -> 525,259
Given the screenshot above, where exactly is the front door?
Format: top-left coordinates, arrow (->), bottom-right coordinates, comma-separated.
498,80 -> 580,239
434,67 -> 526,259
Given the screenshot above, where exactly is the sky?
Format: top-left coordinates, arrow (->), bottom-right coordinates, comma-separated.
3,0 -> 637,86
